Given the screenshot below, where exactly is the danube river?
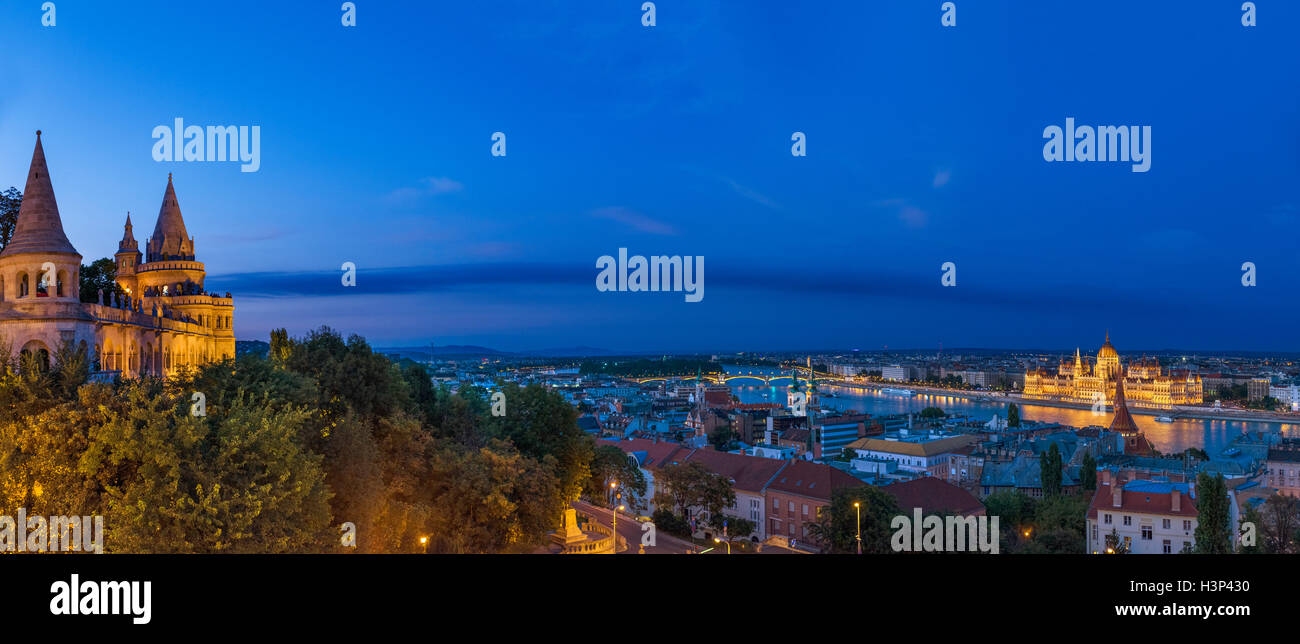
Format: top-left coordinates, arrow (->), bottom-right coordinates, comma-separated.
729,383 -> 1299,456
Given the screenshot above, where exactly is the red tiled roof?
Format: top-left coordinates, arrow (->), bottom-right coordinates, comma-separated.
1087,482 -> 1198,519
882,477 -> 984,516
766,460 -> 862,502
596,438 -> 688,469
680,449 -> 789,494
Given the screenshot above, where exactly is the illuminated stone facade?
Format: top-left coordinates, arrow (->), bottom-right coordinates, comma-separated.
0,132 -> 235,378
1023,334 -> 1202,410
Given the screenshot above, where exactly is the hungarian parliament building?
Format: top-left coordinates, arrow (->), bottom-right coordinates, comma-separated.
1022,334 -> 1203,410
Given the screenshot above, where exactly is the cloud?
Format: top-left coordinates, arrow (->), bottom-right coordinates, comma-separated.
590,206 -> 678,235
933,169 -> 951,188
872,198 -> 928,228
723,178 -> 779,209
207,261 -> 1199,320
384,176 -> 464,204
899,205 -> 928,228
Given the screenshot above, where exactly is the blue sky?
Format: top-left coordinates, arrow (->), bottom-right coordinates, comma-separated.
0,1 -> 1295,352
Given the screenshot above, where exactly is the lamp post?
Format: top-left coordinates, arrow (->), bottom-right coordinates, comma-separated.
713,537 -> 731,554
854,501 -> 862,555
610,481 -> 620,550
419,536 -> 428,554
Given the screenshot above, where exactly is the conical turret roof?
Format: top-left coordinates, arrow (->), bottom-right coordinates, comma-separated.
1,131 -> 79,257
147,173 -> 193,260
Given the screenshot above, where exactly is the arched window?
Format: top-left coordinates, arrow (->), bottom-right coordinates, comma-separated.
36,270 -> 49,297
57,270 -> 66,297
17,272 -> 29,298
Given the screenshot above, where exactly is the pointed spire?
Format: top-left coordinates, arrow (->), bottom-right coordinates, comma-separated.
118,211 -> 139,253
1,130 -> 79,257
148,173 -> 194,261
1109,367 -> 1140,436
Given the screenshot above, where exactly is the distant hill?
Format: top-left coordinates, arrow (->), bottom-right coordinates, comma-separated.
374,345 -> 623,359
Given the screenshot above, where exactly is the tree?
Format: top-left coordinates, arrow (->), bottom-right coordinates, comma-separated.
1193,473 -> 1231,554
655,462 -> 735,523
1040,442 -> 1063,497
708,424 -> 737,452
1018,494 -> 1088,554
805,486 -> 900,553
0,187 -> 19,250
79,257 -> 125,304
1259,494 -> 1300,554
1007,403 -> 1020,428
1080,452 -> 1097,491
983,490 -> 1037,552
918,407 -> 945,419
1104,528 -> 1128,554
586,445 -> 646,512
708,513 -> 754,539
0,380 -> 334,553
422,439 -> 564,554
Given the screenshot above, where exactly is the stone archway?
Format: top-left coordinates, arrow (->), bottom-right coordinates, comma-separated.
19,339 -> 51,372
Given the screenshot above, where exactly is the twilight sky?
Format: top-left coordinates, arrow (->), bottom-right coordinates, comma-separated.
0,1 -> 1295,353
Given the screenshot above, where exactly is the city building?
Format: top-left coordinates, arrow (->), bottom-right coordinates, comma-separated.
1023,334 -> 1202,409
1270,384 -> 1300,411
845,431 -> 979,477
1265,439 -> 1300,498
882,477 -> 985,517
1086,472 -> 1198,554
764,459 -> 863,550
0,132 -> 235,377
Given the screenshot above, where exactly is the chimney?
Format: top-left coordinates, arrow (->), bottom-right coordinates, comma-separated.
1112,479 -> 1123,508
1101,469 -> 1111,486
1171,489 -> 1181,512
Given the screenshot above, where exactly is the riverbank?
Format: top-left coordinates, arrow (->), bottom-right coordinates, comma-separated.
824,380 -> 1299,425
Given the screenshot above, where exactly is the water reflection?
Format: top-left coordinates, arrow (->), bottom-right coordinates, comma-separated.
731,384 -> 1299,456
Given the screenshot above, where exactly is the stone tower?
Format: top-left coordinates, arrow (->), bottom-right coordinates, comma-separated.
0,131 -> 96,364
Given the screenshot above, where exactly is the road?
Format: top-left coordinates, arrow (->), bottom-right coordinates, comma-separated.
572,501 -> 809,555
572,501 -> 698,554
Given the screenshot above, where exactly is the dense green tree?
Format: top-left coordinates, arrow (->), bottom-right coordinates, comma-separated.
422,440 -> 563,553
918,407 -> 945,419
1019,494 -> 1088,554
487,381 -> 592,502
1193,473 -> 1231,554
983,490 -> 1037,552
1040,443 -> 1063,497
1007,403 -> 1020,427
708,424 -> 738,452
1259,494 -> 1300,554
654,462 -> 735,521
805,485 -> 900,553
0,187 -> 19,250
1080,452 -> 1098,491
585,444 -> 647,512
78,257 -> 125,304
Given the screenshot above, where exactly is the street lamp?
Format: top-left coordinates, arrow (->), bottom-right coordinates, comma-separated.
854,501 -> 862,555
610,481 -> 620,550
419,535 -> 428,554
713,537 -> 731,554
